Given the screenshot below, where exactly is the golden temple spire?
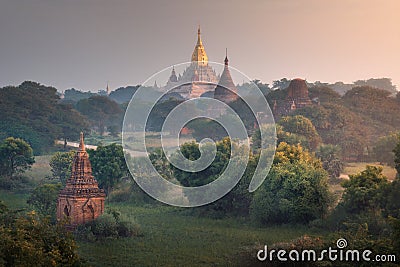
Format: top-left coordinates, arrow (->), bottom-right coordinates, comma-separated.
79,132 -> 85,151
191,26 -> 208,65
197,25 -> 202,45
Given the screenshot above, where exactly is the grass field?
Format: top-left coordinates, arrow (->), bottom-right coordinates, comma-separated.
0,189 -> 29,210
77,204 -> 318,266
24,155 -> 52,182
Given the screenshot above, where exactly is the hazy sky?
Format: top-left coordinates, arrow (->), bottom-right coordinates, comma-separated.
1,0 -> 399,92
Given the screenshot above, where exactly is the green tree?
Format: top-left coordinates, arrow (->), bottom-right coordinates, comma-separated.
173,138 -> 231,188
88,143 -> 129,194
108,125 -> 120,138
354,78 -> 397,93
145,98 -> 186,132
316,144 -> 344,178
278,115 -> 321,151
380,178 -> 400,219
0,82 -> 89,154
172,138 -> 256,216
187,118 -> 227,142
0,137 -> 35,178
308,86 -> 341,104
341,165 -> 389,214
49,151 -> 75,186
393,138 -> 400,176
251,124 -> 276,153
271,78 -> 290,90
51,104 -> 89,147
276,124 -> 308,149
373,133 -> 400,167
148,148 -> 174,181
0,208 -> 81,266
76,95 -> 122,135
27,183 -> 62,219
251,142 -> 331,224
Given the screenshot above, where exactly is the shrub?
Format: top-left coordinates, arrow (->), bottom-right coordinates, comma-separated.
76,209 -> 141,241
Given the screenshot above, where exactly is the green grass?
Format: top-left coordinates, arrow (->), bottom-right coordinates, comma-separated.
344,162 -> 397,180
0,155 -> 52,210
0,189 -> 29,210
77,204 -> 318,267
24,155 -> 52,182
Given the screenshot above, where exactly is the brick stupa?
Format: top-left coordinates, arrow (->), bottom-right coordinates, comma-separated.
57,132 -> 106,227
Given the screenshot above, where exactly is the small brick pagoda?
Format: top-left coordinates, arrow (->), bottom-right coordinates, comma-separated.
56,132 -> 106,227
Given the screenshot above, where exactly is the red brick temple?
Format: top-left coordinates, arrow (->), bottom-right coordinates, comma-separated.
56,132 -> 106,227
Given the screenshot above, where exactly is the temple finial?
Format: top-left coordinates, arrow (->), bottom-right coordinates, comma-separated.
196,25 -> 202,45
79,132 -> 85,151
191,25 -> 208,64
224,48 -> 229,66
106,81 -> 111,95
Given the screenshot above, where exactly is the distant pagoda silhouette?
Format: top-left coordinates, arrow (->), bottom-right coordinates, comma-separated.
273,78 -> 312,117
214,49 -> 238,103
57,132 -> 106,227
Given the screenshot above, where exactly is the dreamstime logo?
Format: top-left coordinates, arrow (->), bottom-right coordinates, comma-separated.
257,238 -> 397,263
122,62 -> 276,207
336,238 -> 348,249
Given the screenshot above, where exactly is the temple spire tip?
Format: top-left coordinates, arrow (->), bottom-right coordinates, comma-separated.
79,132 -> 85,151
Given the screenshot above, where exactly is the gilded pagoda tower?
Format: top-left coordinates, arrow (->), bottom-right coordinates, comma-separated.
164,26 -> 219,98
191,26 -> 208,66
57,133 -> 106,227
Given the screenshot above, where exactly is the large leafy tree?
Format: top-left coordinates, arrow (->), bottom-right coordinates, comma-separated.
0,81 -> 89,154
316,144 -> 344,178
50,104 -> 89,146
353,78 -> 397,93
278,115 -> 321,151
343,86 -> 400,139
373,133 -> 400,167
172,138 -> 256,216
308,86 -> 341,104
173,138 -> 231,188
0,206 -> 81,266
76,95 -> 122,135
0,137 -> 35,178
186,118 -> 227,142
251,142 -> 331,224
27,183 -> 62,219
88,143 -> 129,194
49,151 -> 75,186
145,98 -> 184,132
341,165 -> 389,214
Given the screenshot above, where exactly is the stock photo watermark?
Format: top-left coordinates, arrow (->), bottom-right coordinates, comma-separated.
257,238 -> 396,263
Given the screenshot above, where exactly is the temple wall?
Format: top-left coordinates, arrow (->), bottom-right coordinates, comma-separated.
57,196 -> 105,226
